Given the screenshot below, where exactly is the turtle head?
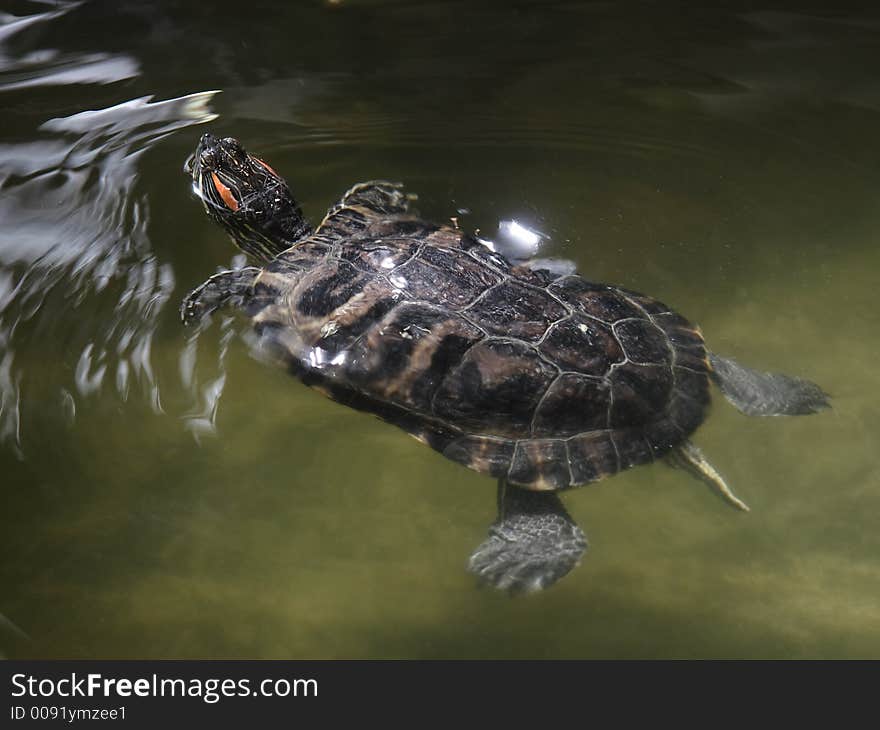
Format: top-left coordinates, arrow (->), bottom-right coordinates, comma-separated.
185,133 -> 312,261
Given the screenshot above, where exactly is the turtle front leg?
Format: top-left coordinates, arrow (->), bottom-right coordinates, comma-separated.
180,266 -> 261,326
468,480 -> 588,594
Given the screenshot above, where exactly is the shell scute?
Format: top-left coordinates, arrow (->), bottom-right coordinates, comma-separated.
669,367 -> 711,433
294,259 -> 368,318
466,281 -> 568,342
272,241 -> 332,271
394,246 -> 502,308
609,362 -> 675,428
433,338 -> 556,436
567,431 -> 620,484
549,278 -> 644,323
508,439 -> 571,490
614,433 -> 655,470
443,436 -> 515,478
339,238 -> 419,273
618,289 -> 672,316
539,315 -> 623,375
614,319 -> 672,366
532,373 -> 611,437
346,304 -> 484,411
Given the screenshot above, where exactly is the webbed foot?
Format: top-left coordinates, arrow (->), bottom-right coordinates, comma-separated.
180,266 -> 261,327
340,180 -> 412,214
709,353 -> 830,416
468,480 -> 587,594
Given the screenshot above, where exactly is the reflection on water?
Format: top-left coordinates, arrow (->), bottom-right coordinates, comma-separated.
0,0 -> 878,659
0,90 -> 218,454
180,312 -> 236,441
0,0 -> 220,455
0,1 -> 138,93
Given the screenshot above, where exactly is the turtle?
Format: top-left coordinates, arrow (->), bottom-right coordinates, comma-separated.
181,133 -> 829,593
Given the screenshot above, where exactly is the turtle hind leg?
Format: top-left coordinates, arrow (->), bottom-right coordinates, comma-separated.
709,353 -> 830,417
666,439 -> 750,512
180,266 -> 261,326
468,480 -> 587,594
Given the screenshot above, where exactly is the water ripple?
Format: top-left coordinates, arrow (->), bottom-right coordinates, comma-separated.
0,88 -> 219,455
266,110 -> 723,162
0,1 -> 139,92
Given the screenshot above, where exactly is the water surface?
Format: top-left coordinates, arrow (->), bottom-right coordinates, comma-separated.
1,0 -> 878,658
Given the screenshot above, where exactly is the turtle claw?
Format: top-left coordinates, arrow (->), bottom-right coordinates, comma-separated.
179,267 -> 261,327
180,287 -> 211,326
469,525 -> 586,594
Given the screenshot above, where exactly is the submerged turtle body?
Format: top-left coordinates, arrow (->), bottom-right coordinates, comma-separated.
182,134 -> 828,593
248,207 -> 710,492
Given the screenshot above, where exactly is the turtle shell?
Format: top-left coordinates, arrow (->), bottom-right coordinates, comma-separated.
249,220 -> 711,491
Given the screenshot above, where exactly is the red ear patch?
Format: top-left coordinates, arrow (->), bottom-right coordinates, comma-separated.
255,158 -> 279,178
210,171 -> 240,211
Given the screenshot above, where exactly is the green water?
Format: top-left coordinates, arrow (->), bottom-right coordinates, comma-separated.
1,0 -> 878,659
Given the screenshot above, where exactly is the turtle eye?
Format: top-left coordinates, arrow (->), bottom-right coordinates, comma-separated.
210,171 -> 240,212
198,149 -> 216,169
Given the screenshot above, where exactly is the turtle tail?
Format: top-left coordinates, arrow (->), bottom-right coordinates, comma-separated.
709,353 -> 830,417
